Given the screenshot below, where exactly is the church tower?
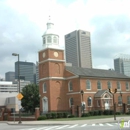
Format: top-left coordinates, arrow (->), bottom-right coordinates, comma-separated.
38,17 -> 66,113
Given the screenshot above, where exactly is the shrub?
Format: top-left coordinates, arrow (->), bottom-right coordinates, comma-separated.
63,112 -> 68,118
116,112 -> 121,115
46,113 -> 51,119
98,110 -> 103,115
109,110 -> 113,115
82,113 -> 90,117
51,113 -> 57,119
89,111 -> 94,116
57,113 -> 63,118
37,116 -> 47,120
93,110 -> 98,116
103,110 -> 110,115
68,115 -> 75,118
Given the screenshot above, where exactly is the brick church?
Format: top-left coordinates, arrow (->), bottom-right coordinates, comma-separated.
38,18 -> 130,115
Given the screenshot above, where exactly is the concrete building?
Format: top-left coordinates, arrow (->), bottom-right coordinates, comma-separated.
38,19 -> 130,114
114,54 -> 130,77
65,30 -> 92,68
15,61 -> 36,84
5,71 -> 15,81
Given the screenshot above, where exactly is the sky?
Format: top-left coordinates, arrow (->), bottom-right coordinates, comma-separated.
0,0 -> 130,79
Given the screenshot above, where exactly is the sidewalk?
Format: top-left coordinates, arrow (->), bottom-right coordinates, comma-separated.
6,116 -> 130,125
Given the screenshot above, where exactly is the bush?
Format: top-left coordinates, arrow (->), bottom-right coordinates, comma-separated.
126,112 -> 130,115
93,110 -> 98,116
82,113 -> 90,117
116,112 -> 121,115
51,113 -> 57,119
63,112 -> 68,118
57,113 -> 63,118
68,115 -> 75,118
103,110 -> 110,115
89,111 -> 94,116
98,110 -> 103,115
109,110 -> 113,115
46,113 -> 51,119
37,116 -> 47,120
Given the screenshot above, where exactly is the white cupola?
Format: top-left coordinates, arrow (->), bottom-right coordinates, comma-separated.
42,16 -> 59,48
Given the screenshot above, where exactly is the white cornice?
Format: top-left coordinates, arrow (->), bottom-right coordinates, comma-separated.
38,47 -> 64,53
39,59 -> 65,64
39,75 -> 78,81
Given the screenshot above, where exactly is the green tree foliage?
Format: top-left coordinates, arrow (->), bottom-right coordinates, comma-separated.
21,84 -> 40,113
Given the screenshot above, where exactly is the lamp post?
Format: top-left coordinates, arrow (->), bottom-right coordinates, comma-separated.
109,88 -> 117,120
12,53 -> 22,124
120,91 -> 123,114
80,90 -> 85,113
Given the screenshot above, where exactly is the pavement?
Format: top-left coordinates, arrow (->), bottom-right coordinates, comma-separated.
4,116 -> 130,125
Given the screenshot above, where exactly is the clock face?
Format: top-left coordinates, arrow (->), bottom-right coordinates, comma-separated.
42,52 -> 46,58
54,52 -> 58,57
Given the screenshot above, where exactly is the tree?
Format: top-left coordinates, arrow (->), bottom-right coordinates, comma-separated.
21,84 -> 40,113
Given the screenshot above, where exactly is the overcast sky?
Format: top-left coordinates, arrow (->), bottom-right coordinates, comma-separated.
0,0 -> 130,79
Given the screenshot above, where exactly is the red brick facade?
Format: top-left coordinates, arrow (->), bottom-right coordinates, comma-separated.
39,48 -> 130,114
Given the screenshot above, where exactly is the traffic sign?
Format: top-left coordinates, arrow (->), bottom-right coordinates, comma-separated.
17,93 -> 23,100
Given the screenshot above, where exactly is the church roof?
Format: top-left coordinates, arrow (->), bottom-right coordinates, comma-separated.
94,90 -> 108,98
65,66 -> 130,79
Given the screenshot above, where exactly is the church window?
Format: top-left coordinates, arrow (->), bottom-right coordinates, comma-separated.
107,81 -> 112,89
43,83 -> 47,93
97,80 -> 102,90
43,37 -> 46,44
86,80 -> 91,90
117,81 -> 121,90
127,96 -> 130,104
53,36 -> 57,43
118,96 -> 122,105
47,36 -> 51,43
126,82 -> 129,91
87,97 -> 92,106
68,81 -> 73,91
69,98 -> 74,107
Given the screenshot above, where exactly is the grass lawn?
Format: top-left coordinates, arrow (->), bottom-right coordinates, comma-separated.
45,115 -> 129,121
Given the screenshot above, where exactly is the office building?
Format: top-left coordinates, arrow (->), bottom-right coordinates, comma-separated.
36,62 -> 39,85
114,54 -> 130,77
15,61 -> 36,84
5,71 -> 15,81
65,30 -> 92,68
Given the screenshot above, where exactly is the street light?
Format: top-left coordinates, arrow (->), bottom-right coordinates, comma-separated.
120,91 -> 123,114
109,88 -> 117,120
12,53 -> 22,124
80,90 -> 85,114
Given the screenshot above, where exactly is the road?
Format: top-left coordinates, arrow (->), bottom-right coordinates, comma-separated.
1,122 -> 129,130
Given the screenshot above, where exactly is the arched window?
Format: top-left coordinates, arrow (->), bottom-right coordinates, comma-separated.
97,81 -> 102,90
69,98 -> 74,107
118,96 -> 122,105
117,81 -> 121,90
53,36 -> 57,43
126,82 -> 129,91
68,81 -> 73,91
43,37 -> 46,44
47,36 -> 51,43
43,83 -> 47,93
107,81 -> 112,89
55,63 -> 60,74
86,80 -> 91,90
127,96 -> 130,104
87,97 -> 92,106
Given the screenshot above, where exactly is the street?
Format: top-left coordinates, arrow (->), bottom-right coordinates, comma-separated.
1,122 -> 129,130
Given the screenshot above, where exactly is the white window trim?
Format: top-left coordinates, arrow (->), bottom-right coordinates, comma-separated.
43,83 -> 47,93
97,81 -> 102,90
86,80 -> 91,90
68,81 -> 73,92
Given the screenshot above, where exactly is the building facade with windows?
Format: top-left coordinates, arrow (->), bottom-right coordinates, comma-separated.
15,61 -> 36,84
39,18 -> 130,115
5,71 -> 15,81
114,54 -> 130,77
65,30 -> 92,68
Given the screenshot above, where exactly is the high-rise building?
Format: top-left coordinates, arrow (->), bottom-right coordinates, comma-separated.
65,30 -> 92,68
114,54 -> 130,77
5,71 -> 15,81
15,61 -> 36,84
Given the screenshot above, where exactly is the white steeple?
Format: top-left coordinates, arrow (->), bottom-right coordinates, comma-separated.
42,16 -> 59,48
